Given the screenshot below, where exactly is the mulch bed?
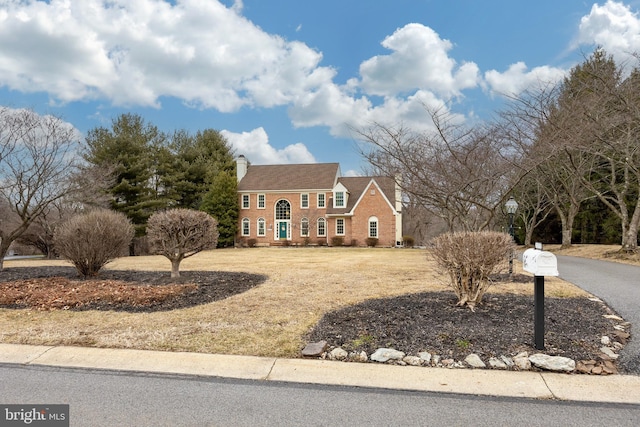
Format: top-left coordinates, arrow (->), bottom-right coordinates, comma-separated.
0,266 -> 266,312
307,291 -> 624,364
0,266 -> 630,372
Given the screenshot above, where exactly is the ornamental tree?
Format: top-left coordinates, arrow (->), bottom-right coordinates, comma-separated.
147,209 -> 219,278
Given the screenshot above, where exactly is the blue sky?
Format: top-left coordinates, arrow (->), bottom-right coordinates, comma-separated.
2,0 -> 640,175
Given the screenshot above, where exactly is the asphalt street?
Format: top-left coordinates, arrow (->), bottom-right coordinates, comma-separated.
556,255 -> 640,374
1,364 -> 639,427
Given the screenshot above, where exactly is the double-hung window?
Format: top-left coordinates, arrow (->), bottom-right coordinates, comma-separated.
317,193 -> 325,208
257,217 -> 266,236
368,216 -> 378,238
242,194 -> 250,209
335,191 -> 344,208
242,218 -> 250,236
301,193 -> 309,209
336,218 -> 345,235
257,194 -> 265,209
317,218 -> 326,237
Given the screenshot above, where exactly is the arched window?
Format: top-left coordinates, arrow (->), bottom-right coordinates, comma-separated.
368,216 -> 378,238
301,217 -> 309,237
257,217 -> 266,237
242,218 -> 250,236
275,199 -> 291,220
317,217 -> 326,237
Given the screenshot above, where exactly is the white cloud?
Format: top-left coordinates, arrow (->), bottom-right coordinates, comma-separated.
358,24 -> 480,98
575,0 -> 640,62
484,62 -> 567,97
0,0 -> 335,112
221,127 -> 316,165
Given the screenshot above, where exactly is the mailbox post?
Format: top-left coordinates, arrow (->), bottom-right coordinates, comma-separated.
522,245 -> 559,350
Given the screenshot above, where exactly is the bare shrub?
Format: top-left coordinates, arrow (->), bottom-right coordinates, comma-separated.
403,235 -> 415,247
331,236 -> 344,247
430,231 -> 514,311
147,209 -> 219,278
366,237 -> 378,247
54,209 -> 134,278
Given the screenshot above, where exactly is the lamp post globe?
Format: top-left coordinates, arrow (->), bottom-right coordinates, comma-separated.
505,197 -> 518,274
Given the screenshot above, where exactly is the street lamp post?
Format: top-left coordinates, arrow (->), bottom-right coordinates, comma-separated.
505,196 -> 518,275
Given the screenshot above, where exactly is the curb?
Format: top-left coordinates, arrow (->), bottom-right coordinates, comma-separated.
1,343 -> 640,404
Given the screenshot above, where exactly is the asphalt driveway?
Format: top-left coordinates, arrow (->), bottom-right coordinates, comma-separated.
556,255 -> 640,374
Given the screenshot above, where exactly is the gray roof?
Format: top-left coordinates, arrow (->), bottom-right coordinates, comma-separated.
238,163 -> 340,191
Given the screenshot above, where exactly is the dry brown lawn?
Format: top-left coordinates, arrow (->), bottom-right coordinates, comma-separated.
0,247 -> 588,357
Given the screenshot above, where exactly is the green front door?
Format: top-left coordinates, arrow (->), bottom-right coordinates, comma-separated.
279,222 -> 288,239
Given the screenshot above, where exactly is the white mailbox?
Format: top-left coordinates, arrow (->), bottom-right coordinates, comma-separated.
522,248 -> 559,276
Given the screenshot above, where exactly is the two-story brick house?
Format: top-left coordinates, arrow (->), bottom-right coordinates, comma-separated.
236,155 -> 402,246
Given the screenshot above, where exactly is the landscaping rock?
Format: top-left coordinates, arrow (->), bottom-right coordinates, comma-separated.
464,354 -> 486,368
500,356 -> 515,368
529,353 -> 576,372
600,336 -> 611,346
329,347 -> 348,361
370,348 -> 405,363
513,352 -> 531,370
418,352 -> 432,364
348,351 -> 368,362
403,356 -> 423,366
600,347 -> 619,359
301,341 -> 327,357
488,357 -> 507,369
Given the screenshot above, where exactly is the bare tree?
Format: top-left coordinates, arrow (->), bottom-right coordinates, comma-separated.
147,209 -> 219,278
356,107 -> 518,233
498,83 -> 592,247
0,108 -> 79,269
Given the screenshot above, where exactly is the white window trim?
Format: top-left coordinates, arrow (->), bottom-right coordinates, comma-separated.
300,217 -> 309,237
334,191 -> 345,208
242,194 -> 250,209
257,217 -> 266,237
257,194 -> 266,209
317,217 -> 326,237
301,193 -> 309,209
317,193 -> 325,208
336,218 -> 345,236
368,216 -> 379,238
241,218 -> 250,236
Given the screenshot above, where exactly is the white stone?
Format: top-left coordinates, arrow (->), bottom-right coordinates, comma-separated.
513,353 -> 531,370
464,354 -> 486,368
417,352 -> 432,364
488,357 -> 507,369
500,356 -> 515,367
600,347 -> 619,359
329,347 -> 348,361
528,353 -> 576,372
370,348 -> 405,363
349,351 -> 368,362
600,336 -> 611,346
403,356 -> 423,366
604,314 -> 624,321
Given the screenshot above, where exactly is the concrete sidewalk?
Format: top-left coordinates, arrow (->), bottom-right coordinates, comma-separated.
2,343 -> 640,404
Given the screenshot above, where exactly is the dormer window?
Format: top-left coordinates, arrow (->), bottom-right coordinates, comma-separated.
335,191 -> 345,208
